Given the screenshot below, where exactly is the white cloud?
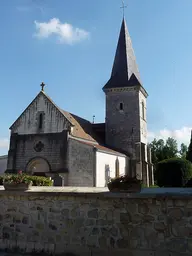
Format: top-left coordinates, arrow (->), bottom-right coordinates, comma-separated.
34,18 -> 89,44
0,138 -> 9,149
148,127 -> 192,145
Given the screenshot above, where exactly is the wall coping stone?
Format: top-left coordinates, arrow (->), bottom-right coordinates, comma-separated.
1,186 -> 192,199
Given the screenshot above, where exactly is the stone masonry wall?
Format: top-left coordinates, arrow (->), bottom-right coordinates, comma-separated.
67,139 -> 95,187
105,88 -> 140,158
11,92 -> 71,135
7,131 -> 68,172
0,188 -> 192,255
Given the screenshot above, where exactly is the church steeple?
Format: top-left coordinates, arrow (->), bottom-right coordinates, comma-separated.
103,18 -> 141,90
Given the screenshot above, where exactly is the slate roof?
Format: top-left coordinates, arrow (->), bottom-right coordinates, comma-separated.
103,18 -> 141,90
46,93 -> 126,155
61,110 -> 97,142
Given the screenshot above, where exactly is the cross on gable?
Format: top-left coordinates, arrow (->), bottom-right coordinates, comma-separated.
40,82 -> 45,91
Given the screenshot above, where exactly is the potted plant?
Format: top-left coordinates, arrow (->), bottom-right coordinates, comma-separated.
3,170 -> 33,191
107,175 -> 142,193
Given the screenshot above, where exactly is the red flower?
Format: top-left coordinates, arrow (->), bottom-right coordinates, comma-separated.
18,170 -> 22,174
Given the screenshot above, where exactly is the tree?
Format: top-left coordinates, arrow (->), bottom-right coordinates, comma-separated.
149,137 -> 178,165
149,137 -> 188,183
186,131 -> 192,163
163,137 -> 178,159
180,143 -> 188,159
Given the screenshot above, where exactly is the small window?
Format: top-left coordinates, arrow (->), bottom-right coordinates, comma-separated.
119,103 -> 123,111
39,113 -> 43,129
142,102 -> 145,119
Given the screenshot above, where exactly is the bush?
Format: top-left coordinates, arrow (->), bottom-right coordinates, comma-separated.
28,175 -> 53,186
0,174 -> 53,186
156,158 -> 192,187
185,179 -> 192,187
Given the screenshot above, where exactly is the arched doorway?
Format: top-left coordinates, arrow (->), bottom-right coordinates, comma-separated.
26,157 -> 50,176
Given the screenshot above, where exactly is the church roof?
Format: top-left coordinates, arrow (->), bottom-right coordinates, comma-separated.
71,139 -> 126,157
103,18 -> 141,90
61,110 -> 97,142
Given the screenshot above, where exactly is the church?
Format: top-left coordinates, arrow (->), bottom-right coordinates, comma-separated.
6,17 -> 154,187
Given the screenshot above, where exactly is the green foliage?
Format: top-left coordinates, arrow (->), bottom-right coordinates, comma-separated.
180,143 -> 188,159
149,137 -> 179,165
149,137 -> 188,183
186,133 -> 192,163
28,175 -> 53,186
156,158 -> 192,187
3,173 -> 32,184
0,174 -> 53,186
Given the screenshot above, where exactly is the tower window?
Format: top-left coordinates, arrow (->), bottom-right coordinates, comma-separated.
39,113 -> 43,129
119,102 -> 123,111
142,102 -> 145,119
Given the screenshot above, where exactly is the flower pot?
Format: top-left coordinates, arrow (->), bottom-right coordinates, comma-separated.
107,182 -> 141,193
3,182 -> 32,191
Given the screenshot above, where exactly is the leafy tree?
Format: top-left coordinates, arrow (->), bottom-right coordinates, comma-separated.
163,137 -> 178,159
180,143 -> 188,159
149,137 -> 188,183
186,131 -> 192,163
149,137 -> 178,165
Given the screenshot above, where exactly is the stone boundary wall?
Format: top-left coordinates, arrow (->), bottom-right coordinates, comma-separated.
0,186 -> 192,255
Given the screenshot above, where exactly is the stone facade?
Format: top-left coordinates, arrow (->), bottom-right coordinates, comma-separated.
0,187 -> 192,255
67,139 -> 95,187
7,131 -> 68,174
105,87 -> 141,157
10,92 -> 71,135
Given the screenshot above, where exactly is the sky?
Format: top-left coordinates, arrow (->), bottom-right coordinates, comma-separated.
1,0 -> 192,155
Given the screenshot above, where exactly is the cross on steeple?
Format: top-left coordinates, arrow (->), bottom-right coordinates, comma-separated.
40,82 -> 45,91
120,0 -> 127,16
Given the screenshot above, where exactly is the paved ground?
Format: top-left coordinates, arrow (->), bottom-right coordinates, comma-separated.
1,185 -> 192,194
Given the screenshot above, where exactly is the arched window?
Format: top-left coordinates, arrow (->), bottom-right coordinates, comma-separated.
142,102 -> 145,119
119,102 -> 123,111
115,158 -> 120,178
39,113 -> 43,129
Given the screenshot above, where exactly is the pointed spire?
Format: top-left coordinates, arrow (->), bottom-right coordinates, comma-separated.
103,18 -> 141,90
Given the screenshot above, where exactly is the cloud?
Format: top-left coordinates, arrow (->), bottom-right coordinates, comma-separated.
148,127 -> 192,145
34,18 -> 89,44
0,138 -> 9,149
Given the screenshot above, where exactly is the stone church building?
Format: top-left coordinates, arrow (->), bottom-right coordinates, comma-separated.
7,18 -> 154,187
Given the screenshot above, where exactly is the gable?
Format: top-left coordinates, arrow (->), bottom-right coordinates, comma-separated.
10,91 -> 73,135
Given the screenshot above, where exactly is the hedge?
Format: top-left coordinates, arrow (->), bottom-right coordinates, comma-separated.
0,175 -> 53,186
156,158 -> 192,187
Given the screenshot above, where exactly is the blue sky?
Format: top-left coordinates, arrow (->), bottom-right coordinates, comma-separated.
1,0 -> 192,155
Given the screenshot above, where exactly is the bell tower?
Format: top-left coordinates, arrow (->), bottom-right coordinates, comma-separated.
103,18 -> 150,184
